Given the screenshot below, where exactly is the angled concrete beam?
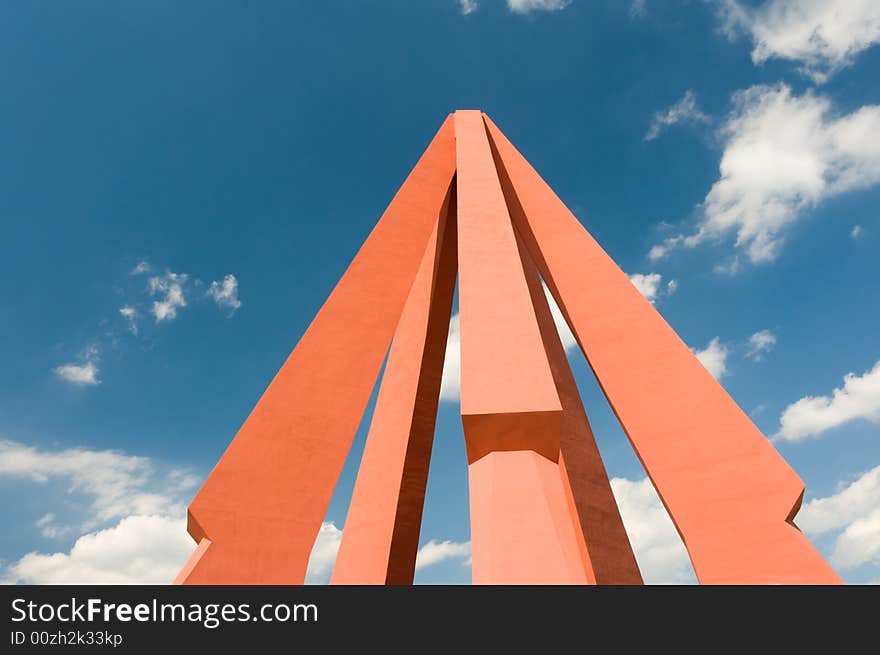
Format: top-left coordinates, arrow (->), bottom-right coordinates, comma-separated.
515,228 -> 643,585
176,117 -> 457,584
331,188 -> 457,585
484,113 -> 840,584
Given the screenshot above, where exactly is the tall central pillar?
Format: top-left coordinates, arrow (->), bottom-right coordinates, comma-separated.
455,110 -> 588,584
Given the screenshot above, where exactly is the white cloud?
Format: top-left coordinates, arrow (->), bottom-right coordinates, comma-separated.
851,224 -> 863,239
119,305 -> 137,335
7,515 -> 194,584
776,360 -> 880,442
1,439 -> 204,584
149,272 -> 188,322
440,314 -> 462,402
692,337 -> 729,380
798,466 -> 880,571
53,361 -> 99,386
610,476 -> 696,584
746,329 -> 776,360
830,511 -> 880,572
506,0 -> 571,14
301,527 -> 470,584
652,84 -> 880,266
54,346 -> 100,386
543,282 -> 577,351
629,273 -> 662,302
628,272 -> 676,304
208,274 -> 242,314
718,0 -> 880,83
458,0 -> 479,15
304,522 -> 343,584
645,90 -> 711,141
647,236 -> 682,262
131,260 -> 151,275
34,513 -> 69,539
439,283 -> 577,402
415,539 -> 471,570
629,0 -> 646,19
0,439 -> 196,529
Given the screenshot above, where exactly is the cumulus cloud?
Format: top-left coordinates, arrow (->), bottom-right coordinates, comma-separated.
149,272 -> 188,322
692,337 -> 729,380
458,0 -> 479,14
53,346 -> 100,386
798,466 -> 880,571
440,283 -> 577,402
415,539 -> 472,570
628,272 -> 677,304
610,476 -> 696,584
506,0 -> 571,14
651,84 -> 880,266
304,522 -> 343,584
746,329 -> 776,360
7,515 -> 194,584
208,274 -> 242,314
629,273 -> 662,302
0,439 -> 205,584
776,360 -> 880,442
718,0 -> 880,83
645,90 -> 711,141
53,361 -> 99,386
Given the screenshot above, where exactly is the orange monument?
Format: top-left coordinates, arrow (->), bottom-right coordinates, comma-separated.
175,111 -> 841,585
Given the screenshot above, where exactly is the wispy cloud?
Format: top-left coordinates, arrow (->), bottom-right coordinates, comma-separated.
34,513 -> 70,540
506,0 -> 571,14
0,439 -> 197,530
629,0 -> 646,20
130,260 -> 151,275
458,0 -> 479,15
645,90 -> 711,141
119,305 -> 137,335
776,360 -> 880,442
746,329 -> 776,361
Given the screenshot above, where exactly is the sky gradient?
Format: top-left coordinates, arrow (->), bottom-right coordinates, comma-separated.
1,1 -> 878,585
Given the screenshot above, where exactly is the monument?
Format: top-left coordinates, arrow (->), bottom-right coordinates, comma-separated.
175,111 -> 841,585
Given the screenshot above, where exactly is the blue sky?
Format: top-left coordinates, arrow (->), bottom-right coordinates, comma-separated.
1,1 -> 878,585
